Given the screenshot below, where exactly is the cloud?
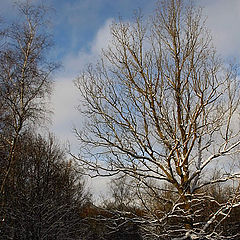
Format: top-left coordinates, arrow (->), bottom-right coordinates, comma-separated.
50,76 -> 80,143
50,18 -> 119,199
91,18 -> 113,53
50,0 -> 240,199
53,0 -> 112,52
50,18 -> 113,150
62,18 -> 113,75
199,0 -> 240,58
89,177 -> 111,203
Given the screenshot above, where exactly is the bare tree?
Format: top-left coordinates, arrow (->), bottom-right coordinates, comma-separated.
0,132 -> 91,240
75,0 -> 240,239
102,175 -> 138,211
0,1 -> 58,195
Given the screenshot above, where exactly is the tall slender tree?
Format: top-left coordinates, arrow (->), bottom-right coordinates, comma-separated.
0,1 -> 58,195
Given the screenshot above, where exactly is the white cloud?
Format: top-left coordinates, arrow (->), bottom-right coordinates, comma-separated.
89,177 -> 111,203
50,1 -> 240,199
50,18 -> 113,150
62,18 -> 113,75
91,18 -> 113,53
200,0 -> 240,58
50,18 -> 114,199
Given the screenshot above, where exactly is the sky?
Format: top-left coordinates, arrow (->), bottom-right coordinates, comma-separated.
51,0 -> 240,153
51,0 -> 240,149
1,0 -> 240,199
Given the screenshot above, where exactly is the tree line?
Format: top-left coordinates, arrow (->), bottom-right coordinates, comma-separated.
1,0 -> 240,239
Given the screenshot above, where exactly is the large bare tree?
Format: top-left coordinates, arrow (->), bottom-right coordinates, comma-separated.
75,0 -> 240,239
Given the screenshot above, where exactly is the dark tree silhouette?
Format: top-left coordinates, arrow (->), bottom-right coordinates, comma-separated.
0,132 -> 91,240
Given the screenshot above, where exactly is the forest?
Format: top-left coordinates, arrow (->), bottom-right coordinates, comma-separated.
0,0 -> 240,239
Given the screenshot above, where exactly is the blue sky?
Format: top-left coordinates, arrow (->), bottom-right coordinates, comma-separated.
1,0 -> 240,147
52,0 -> 156,58
49,0 -> 240,62
47,0 -> 158,149
1,0 -> 240,197
50,0 -> 240,151
1,0 -> 240,142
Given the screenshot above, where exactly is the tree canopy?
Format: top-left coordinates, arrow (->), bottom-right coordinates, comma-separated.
75,0 -> 240,238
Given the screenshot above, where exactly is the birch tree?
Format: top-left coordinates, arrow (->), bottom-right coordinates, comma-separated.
0,1 -> 58,196
75,0 -> 240,238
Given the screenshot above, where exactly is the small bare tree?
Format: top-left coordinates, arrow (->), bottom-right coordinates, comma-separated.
75,0 -> 240,238
103,175 -> 137,211
0,1 -> 58,195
